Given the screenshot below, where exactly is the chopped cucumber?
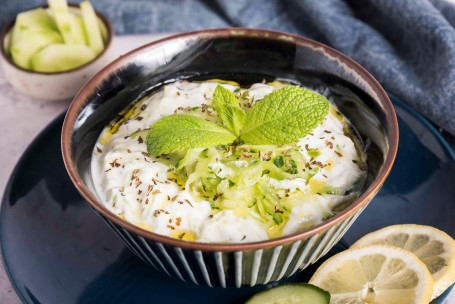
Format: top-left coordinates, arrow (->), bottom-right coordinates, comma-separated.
246,283 -> 330,304
129,129 -> 149,139
48,0 -> 75,44
168,142 -> 339,234
10,8 -> 57,47
174,149 -> 202,171
70,15 -> 87,45
80,1 -> 104,55
8,0 -> 105,72
31,43 -> 95,72
10,30 -> 63,69
14,8 -> 57,32
97,18 -> 109,44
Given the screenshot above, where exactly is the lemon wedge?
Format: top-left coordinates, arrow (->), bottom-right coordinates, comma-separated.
309,245 -> 434,304
351,224 -> 455,299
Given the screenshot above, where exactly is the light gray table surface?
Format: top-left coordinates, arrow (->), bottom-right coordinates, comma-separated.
0,34 -> 454,304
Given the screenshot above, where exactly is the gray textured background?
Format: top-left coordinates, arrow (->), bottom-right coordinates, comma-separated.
3,0 -> 455,135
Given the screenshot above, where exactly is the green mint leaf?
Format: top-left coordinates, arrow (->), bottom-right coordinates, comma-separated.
240,86 -> 329,145
146,114 -> 237,155
274,156 -> 284,167
212,85 -> 246,136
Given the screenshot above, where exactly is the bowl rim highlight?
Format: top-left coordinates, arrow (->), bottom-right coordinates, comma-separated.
61,28 -> 399,252
0,3 -> 114,75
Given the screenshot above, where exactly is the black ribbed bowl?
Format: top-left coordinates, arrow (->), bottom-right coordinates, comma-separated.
62,28 -> 398,287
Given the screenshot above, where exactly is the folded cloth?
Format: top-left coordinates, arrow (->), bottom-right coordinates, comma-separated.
3,0 -> 455,134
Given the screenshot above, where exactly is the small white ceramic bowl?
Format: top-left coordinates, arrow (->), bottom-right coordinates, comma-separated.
0,4 -> 115,100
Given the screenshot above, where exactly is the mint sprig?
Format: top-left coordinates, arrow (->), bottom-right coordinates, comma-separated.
146,84 -> 329,156
213,85 -> 246,136
241,85 -> 329,145
146,114 -> 236,155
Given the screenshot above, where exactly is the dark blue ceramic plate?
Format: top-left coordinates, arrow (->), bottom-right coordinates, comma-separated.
1,95 -> 454,304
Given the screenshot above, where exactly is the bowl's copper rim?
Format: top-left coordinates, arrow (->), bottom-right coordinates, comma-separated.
0,3 -> 114,75
62,28 -> 399,252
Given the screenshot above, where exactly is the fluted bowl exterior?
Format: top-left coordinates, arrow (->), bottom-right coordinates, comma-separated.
96,202 -> 369,287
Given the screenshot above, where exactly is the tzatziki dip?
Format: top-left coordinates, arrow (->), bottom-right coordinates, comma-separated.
91,80 -> 366,243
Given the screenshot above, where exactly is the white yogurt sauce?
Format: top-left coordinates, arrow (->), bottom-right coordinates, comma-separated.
91,81 -> 365,243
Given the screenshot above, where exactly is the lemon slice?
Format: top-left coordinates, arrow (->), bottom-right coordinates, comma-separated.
309,245 -> 434,304
351,224 -> 455,299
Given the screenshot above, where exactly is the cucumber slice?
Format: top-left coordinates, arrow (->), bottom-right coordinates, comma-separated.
14,8 -> 56,32
97,18 -> 109,44
10,8 -> 57,47
80,1 -> 104,55
10,30 -> 63,69
48,0 -> 75,44
31,43 -> 95,72
70,15 -> 87,45
246,283 -> 330,304
129,129 -> 149,139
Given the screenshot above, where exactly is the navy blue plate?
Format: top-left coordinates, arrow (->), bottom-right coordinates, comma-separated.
1,95 -> 454,304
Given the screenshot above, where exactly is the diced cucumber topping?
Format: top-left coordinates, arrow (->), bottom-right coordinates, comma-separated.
246,283 -> 330,304
166,142 -> 338,238
31,43 -> 96,72
303,167 -> 319,180
129,129 -> 149,139
308,148 -> 320,157
80,1 -> 104,55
